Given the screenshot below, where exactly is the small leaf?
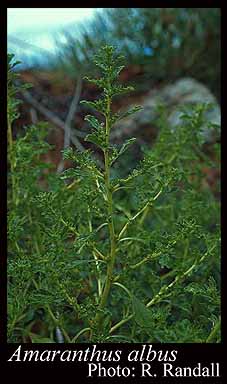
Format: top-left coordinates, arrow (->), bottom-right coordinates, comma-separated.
110,138 -> 136,165
159,254 -> 171,268
83,77 -> 105,89
132,296 -> 154,329
30,335 -> 55,343
85,131 -> 106,150
118,138 -> 137,157
111,105 -> 143,125
85,115 -> 104,130
111,65 -> 125,79
80,99 -> 107,115
60,168 -> 79,180
111,84 -> 134,97
62,147 -> 76,161
118,105 -> 143,121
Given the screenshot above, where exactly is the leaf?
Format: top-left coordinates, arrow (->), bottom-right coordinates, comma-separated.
158,254 -> 171,268
118,105 -> 143,121
80,99 -> 107,115
85,115 -> 104,130
62,148 -> 96,170
8,53 -> 21,69
132,296 -> 154,329
83,77 -> 105,89
110,65 -> 125,80
30,335 -> 55,343
110,138 -> 136,165
118,138 -> 137,157
62,147 -> 76,161
85,131 -> 106,150
73,232 -> 97,253
111,105 -> 143,125
111,84 -> 134,97
60,168 -> 79,180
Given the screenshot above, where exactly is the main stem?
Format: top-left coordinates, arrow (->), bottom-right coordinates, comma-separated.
7,115 -> 16,206
94,95 -> 116,331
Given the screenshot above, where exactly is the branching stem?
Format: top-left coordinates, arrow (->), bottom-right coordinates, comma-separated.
118,189 -> 163,239
109,246 -> 215,334
94,94 -> 117,331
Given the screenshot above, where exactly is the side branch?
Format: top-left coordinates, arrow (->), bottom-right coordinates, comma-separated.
118,189 -> 163,239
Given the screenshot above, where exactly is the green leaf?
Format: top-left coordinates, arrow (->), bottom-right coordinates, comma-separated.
83,77 -> 105,89
111,106 -> 143,125
115,105 -> 143,122
60,168 -> 79,179
118,138 -> 137,157
85,115 -> 104,130
62,147 -> 76,161
62,148 -> 97,170
30,335 -> 55,343
158,254 -> 171,268
85,130 -> 106,150
7,53 -> 21,70
110,138 -> 136,165
111,84 -> 134,97
110,65 -> 125,81
80,99 -> 107,115
132,296 -> 154,329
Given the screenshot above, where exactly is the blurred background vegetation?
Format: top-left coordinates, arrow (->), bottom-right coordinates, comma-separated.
55,8 -> 220,99
9,7 -> 220,159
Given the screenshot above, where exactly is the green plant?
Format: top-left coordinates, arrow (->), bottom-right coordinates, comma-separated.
7,47 -> 220,343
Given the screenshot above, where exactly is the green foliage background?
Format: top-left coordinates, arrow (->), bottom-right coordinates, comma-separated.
7,43 -> 220,343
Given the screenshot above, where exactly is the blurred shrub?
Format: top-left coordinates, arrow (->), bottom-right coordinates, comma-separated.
57,8 -> 220,99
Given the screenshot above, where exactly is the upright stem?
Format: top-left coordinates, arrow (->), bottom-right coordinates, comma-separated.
88,208 -> 102,297
206,317 -> 221,343
94,95 -> 116,331
7,115 -> 17,206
